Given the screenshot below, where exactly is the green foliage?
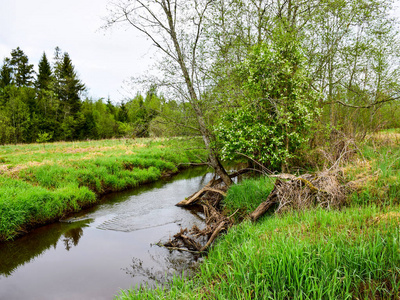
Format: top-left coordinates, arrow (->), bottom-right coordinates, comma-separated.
0,46 -> 199,144
53,50 -> 86,115
36,52 -> 53,90
10,47 -> 34,87
215,38 -> 318,170
36,131 -> 53,145
0,58 -> 13,88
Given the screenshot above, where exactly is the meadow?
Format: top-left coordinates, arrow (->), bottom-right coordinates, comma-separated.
117,131 -> 400,299
0,137 -> 207,241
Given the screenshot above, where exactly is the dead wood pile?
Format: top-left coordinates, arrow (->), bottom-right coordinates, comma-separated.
164,181 -> 233,253
250,171 -> 348,221
163,169 -> 349,254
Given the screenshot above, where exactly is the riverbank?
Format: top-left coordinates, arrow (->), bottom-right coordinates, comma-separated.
0,167 -> 213,300
117,131 -> 400,299
0,137 -> 207,241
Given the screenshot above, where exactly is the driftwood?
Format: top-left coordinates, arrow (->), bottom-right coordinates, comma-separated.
176,186 -> 227,206
249,180 -> 281,222
164,171 -> 239,253
250,171 -> 348,222
200,221 -> 227,252
176,168 -> 250,207
164,167 -> 349,255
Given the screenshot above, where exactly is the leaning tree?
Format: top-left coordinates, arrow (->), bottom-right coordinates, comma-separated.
105,0 -> 233,185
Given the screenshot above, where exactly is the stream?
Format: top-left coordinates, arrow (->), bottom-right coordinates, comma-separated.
0,167 -> 212,300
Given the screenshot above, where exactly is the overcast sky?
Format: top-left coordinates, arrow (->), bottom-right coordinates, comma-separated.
0,0 -> 154,103
1,1 -> 400,104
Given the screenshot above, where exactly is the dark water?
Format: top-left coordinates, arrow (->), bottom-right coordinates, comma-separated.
0,167 -> 212,300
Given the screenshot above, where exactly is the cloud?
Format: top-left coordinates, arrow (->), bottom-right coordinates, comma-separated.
0,0 -> 153,103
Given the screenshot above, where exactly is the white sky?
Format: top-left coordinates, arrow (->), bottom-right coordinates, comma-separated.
1,1 -> 400,104
0,0 -> 154,103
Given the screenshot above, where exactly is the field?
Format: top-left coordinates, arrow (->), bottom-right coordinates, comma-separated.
0,137 -> 207,241
117,131 -> 400,299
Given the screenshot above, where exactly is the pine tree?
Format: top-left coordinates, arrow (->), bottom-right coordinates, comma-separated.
36,52 -> 52,90
0,58 -> 13,88
53,50 -> 85,115
10,47 -> 34,87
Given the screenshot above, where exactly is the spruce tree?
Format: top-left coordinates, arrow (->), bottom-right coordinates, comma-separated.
10,47 -> 34,87
53,50 -> 85,115
36,52 -> 52,90
0,58 -> 13,88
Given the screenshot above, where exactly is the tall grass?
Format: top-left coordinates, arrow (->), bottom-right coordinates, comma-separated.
116,131 -> 400,299
117,206 -> 400,299
0,137 -> 207,241
224,176 -> 275,221
344,136 -> 400,206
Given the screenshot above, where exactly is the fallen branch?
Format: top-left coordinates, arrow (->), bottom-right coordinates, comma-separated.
250,171 -> 347,222
176,168 -> 250,207
156,242 -> 203,254
200,221 -> 227,252
249,180 -> 281,222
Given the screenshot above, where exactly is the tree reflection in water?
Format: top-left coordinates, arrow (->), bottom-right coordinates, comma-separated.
63,227 -> 84,251
122,249 -> 202,287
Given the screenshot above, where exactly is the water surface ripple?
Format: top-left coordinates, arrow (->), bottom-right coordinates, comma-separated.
0,167 -> 211,300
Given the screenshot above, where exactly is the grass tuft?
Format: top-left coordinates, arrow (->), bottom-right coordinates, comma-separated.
0,137 -> 206,241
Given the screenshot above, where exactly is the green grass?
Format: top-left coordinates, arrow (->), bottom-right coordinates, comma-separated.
344,136 -> 400,206
0,137 -> 207,241
116,131 -> 400,299
223,176 -> 275,221
117,206 -> 400,299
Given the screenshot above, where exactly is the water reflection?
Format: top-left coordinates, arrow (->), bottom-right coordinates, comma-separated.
123,249 -> 201,287
63,227 -> 84,251
0,166 -> 213,300
0,219 -> 91,277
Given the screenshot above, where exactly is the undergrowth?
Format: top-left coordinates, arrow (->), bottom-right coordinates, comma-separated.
223,176 -> 275,221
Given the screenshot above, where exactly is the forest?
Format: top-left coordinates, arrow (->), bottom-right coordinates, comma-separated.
0,47 -> 194,145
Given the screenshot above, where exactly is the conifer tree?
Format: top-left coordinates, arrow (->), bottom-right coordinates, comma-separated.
36,52 -> 52,90
53,50 -> 85,115
10,47 -> 34,87
0,58 -> 13,88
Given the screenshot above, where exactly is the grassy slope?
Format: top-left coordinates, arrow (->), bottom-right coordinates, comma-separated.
117,131 -> 400,299
0,137 -> 207,241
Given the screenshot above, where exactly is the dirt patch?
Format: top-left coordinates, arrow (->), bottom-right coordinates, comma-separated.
374,212 -> 400,224
3,160 -> 54,176
59,146 -> 123,154
0,165 -> 9,174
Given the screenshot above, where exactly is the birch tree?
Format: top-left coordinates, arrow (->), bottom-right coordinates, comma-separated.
105,0 -> 233,185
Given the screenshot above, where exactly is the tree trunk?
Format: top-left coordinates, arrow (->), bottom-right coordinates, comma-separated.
163,2 -> 233,186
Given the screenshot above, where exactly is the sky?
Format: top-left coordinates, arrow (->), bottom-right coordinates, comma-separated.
0,0 -> 154,103
1,1 -> 400,104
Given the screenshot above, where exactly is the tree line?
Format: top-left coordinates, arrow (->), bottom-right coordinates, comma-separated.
106,0 -> 400,177
0,47 -> 195,145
